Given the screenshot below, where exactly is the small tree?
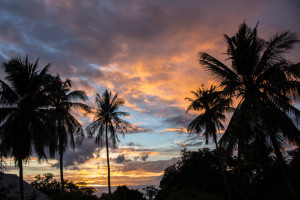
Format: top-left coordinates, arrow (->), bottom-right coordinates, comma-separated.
143,185 -> 158,200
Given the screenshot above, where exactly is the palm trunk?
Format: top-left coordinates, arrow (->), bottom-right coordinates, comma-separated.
58,121 -> 65,192
18,158 -> 24,200
60,151 -> 64,192
214,136 -> 232,200
105,124 -> 112,198
270,134 -> 298,200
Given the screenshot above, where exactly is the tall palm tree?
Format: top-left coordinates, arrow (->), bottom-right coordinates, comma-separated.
0,57 -> 53,200
199,22 -> 300,199
48,75 -> 90,191
86,90 -> 131,198
186,85 -> 233,200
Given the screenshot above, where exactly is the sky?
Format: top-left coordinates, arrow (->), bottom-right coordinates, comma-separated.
1,0 -> 300,195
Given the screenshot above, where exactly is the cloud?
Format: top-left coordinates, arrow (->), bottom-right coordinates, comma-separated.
160,127 -> 188,135
51,138 -> 100,168
118,157 -> 180,173
127,142 -> 142,147
140,153 -> 149,161
173,135 -> 218,149
159,113 -> 198,135
1,0 -> 299,123
163,113 -> 198,128
126,124 -> 152,134
112,147 -> 159,160
114,154 -> 131,164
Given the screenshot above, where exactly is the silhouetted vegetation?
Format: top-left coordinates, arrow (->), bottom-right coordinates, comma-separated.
31,173 -> 97,200
0,160 -> 15,200
143,185 -> 158,200
98,185 -> 145,200
0,57 -> 54,200
156,148 -> 300,200
156,148 -> 227,200
198,22 -> 300,199
186,85 -> 233,199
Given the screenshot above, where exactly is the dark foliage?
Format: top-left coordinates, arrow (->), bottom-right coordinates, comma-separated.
156,148 -> 300,200
143,185 -> 158,200
199,21 -> 300,199
157,148 -> 226,200
31,173 -> 97,200
0,56 -> 55,200
99,185 -> 145,200
47,75 -> 90,191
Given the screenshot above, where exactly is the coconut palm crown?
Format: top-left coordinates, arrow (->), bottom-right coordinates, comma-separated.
186,85 -> 232,144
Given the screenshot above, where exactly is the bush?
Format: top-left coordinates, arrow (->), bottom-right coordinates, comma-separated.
31,173 -> 97,200
99,185 -> 145,200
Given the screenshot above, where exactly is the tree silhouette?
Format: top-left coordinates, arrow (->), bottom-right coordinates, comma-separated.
186,85 -> 232,200
143,185 -> 158,200
86,90 -> 131,198
157,148 -> 225,200
0,57 -> 53,200
48,75 -> 90,191
199,22 -> 300,199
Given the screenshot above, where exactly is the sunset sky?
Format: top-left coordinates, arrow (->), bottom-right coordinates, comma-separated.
1,0 -> 300,195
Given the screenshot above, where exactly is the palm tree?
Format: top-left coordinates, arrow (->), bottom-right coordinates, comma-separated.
48,75 -> 90,191
0,56 -> 53,200
86,90 -> 131,198
199,22 -> 300,199
186,85 -> 233,200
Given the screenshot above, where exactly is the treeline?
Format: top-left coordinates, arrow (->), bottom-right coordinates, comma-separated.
29,173 -> 153,200
156,147 -> 300,200
26,146 -> 300,200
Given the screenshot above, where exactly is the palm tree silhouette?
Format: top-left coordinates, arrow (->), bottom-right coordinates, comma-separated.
186,85 -> 232,200
0,57 -> 53,200
49,75 -> 90,191
86,90 -> 131,198
199,22 -> 300,199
